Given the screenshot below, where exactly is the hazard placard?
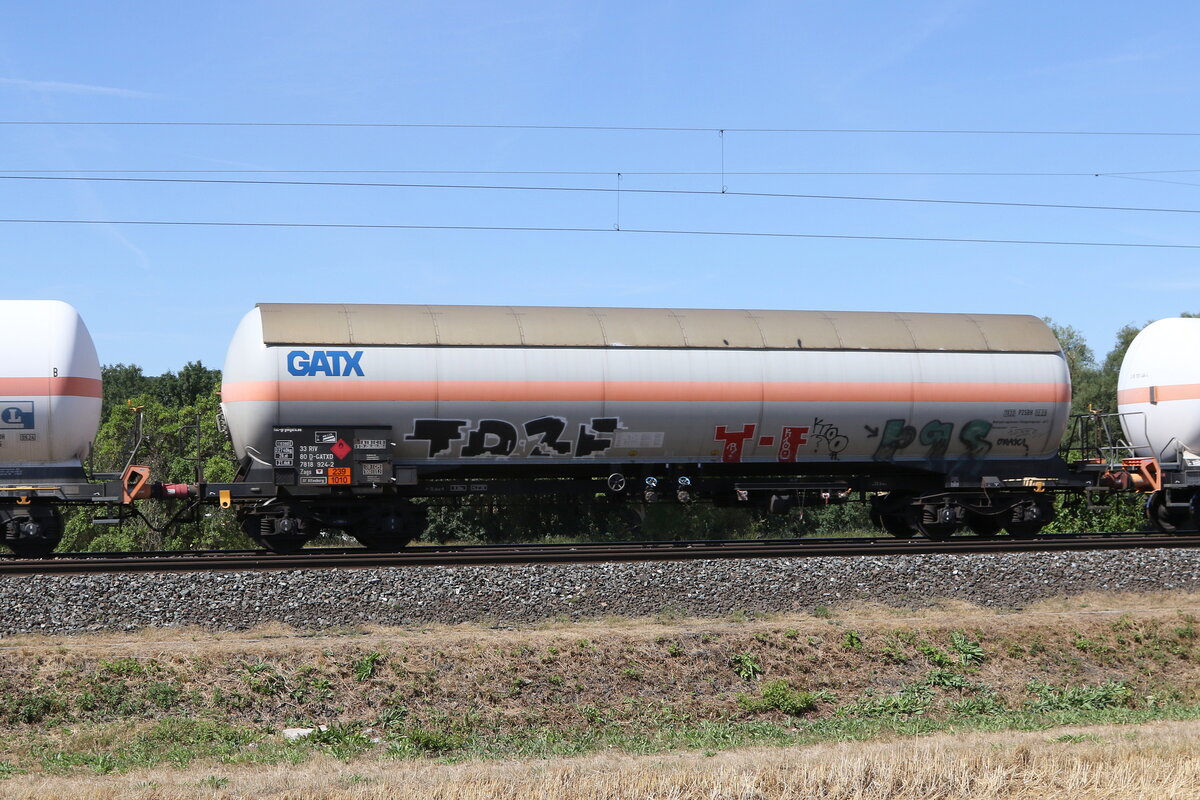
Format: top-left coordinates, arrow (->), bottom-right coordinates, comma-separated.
327,467 -> 352,485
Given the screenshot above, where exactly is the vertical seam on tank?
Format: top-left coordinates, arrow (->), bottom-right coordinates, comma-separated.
667,310 -> 690,347
591,309 -> 608,419
747,311 -> 767,445
592,309 -> 610,346
746,310 -> 769,349
427,306 -> 442,419
820,312 -> 846,349
897,317 -> 920,423
341,304 -> 355,345
968,316 -> 993,351
509,307 -> 527,346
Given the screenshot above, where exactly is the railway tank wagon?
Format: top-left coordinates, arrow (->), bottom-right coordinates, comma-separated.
1118,317 -> 1200,531
220,303 -> 1072,550
0,300 -> 103,555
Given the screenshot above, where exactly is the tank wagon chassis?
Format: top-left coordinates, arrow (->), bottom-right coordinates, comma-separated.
0,464 -> 192,557
170,418 -> 1151,554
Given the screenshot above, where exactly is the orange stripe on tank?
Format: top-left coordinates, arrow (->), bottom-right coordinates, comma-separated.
1119,383 -> 1200,405
0,377 -> 102,398
222,379 -> 1070,404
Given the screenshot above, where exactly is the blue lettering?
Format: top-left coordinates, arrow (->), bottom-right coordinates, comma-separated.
285,350 -> 366,377
341,350 -> 364,376
309,351 -> 332,376
287,351 -> 310,376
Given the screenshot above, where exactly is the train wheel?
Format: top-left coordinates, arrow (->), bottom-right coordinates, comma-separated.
351,502 -> 424,551
916,504 -> 961,541
870,494 -> 919,539
1,506 -> 62,558
1004,496 -> 1055,538
878,514 -> 919,538
240,512 -> 312,554
1148,492 -> 1194,533
963,511 -> 1003,538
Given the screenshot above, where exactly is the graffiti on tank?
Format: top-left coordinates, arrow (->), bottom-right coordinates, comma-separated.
406,416 -> 622,459
959,419 -> 993,457
872,418 -> 994,461
776,425 -> 809,463
873,419 -> 916,461
918,420 -> 954,460
524,416 -> 572,456
406,419 -> 468,457
995,436 -> 1030,455
575,417 -> 618,457
809,417 -> 849,460
714,424 -> 756,463
461,420 -> 519,457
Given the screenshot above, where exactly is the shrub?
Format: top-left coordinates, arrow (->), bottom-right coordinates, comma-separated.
353,652 -> 383,682
737,680 -> 827,715
730,653 -> 763,681
950,631 -> 985,666
1025,680 -> 1133,712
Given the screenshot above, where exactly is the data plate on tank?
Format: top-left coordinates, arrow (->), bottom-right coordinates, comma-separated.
271,426 -> 392,486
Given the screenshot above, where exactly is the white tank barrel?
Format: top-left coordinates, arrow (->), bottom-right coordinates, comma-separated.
1118,318 -> 1200,461
0,300 -> 102,478
221,304 -> 1071,480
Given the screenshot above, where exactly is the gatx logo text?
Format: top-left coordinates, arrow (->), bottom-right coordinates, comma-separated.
287,350 -> 365,377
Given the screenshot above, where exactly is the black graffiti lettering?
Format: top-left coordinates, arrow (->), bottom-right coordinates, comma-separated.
873,419 -> 916,461
461,419 -> 519,457
960,419 -> 993,457
524,416 -> 571,456
575,417 -> 618,457
810,417 -> 849,460
405,420 -> 467,457
919,420 -> 954,460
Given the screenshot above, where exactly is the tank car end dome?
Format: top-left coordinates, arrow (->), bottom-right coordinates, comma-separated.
0,300 -> 102,472
1117,317 -> 1200,460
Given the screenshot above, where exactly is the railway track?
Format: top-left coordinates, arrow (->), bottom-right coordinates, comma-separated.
3,532 -> 1199,575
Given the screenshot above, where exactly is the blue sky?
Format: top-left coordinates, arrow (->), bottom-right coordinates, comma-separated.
2,1 -> 1198,373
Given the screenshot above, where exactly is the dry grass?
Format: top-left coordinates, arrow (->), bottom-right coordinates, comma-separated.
0,591 -> 1198,797
0,720 -> 1197,799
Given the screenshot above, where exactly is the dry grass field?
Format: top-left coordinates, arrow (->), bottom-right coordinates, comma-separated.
2,720 -> 1199,799
0,592 -> 1197,798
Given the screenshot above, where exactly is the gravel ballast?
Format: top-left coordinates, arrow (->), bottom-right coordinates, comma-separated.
3,548 -> 1198,635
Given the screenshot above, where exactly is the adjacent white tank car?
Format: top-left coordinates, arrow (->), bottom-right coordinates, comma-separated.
1118,318 -> 1200,462
1117,317 -> 1200,531
0,300 -> 102,479
0,300 -> 104,556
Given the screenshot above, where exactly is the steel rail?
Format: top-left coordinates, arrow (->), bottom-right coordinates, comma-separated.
2,532 -> 1198,575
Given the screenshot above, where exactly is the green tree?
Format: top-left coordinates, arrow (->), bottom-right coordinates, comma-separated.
100,363 -> 154,419
62,364 -> 248,552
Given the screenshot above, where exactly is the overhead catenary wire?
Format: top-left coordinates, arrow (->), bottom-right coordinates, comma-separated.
1,169 -> 1191,176
5,173 -> 1199,215
4,120 -> 1200,136
2,217 -> 1198,249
